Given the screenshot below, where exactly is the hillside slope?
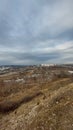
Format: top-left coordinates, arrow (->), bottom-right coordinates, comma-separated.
0,66 -> 73,130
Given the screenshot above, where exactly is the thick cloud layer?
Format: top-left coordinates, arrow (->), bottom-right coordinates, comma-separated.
0,0 -> 73,65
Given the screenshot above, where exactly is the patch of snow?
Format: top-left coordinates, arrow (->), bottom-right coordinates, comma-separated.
0,67 -> 10,71
16,78 -> 25,83
4,80 -> 11,83
31,74 -> 40,78
68,71 -> 73,74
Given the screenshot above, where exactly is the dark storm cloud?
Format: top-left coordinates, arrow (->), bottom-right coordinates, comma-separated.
57,28 -> 73,41
0,0 -> 73,64
0,51 -> 61,65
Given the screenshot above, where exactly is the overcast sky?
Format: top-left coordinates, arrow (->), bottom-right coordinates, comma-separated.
0,0 -> 73,65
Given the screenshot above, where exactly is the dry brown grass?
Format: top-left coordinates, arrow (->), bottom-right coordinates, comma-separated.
0,89 -> 43,113
0,67 -> 73,130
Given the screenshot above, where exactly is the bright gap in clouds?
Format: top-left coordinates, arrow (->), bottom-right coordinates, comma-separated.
0,0 -> 73,65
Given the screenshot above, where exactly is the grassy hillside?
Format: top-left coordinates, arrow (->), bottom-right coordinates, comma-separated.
0,66 -> 73,130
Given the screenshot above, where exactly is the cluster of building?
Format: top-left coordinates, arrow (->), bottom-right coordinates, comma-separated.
41,64 -> 56,67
